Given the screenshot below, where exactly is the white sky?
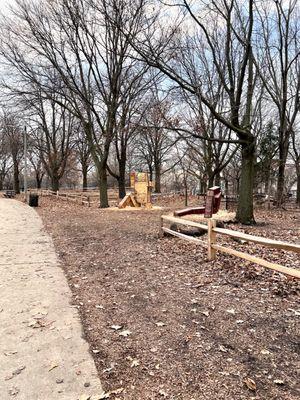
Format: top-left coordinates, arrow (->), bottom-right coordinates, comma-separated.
0,0 -> 12,13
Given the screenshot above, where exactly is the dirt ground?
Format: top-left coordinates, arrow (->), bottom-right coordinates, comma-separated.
36,195 -> 300,400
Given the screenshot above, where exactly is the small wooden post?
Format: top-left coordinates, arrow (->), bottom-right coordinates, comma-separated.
56,190 -> 59,198
207,218 -> 217,261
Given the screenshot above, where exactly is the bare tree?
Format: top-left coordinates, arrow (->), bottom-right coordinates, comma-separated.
0,129 -> 12,190
1,114 -> 23,194
291,128 -> 300,205
74,128 -> 93,191
107,68 -> 152,198
136,90 -> 177,192
255,0 -> 300,205
0,0 -> 150,207
27,144 -> 45,189
128,0 -> 258,223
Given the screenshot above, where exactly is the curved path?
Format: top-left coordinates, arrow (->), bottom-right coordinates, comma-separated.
0,199 -> 103,400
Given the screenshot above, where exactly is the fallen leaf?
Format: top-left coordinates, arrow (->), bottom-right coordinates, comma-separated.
219,345 -> 228,353
274,379 -> 284,385
260,349 -> 271,355
111,325 -> 122,331
150,347 -> 158,353
119,330 -> 131,337
131,359 -> 140,367
226,308 -> 236,315
201,311 -> 210,317
243,377 -> 257,391
109,388 -> 124,395
159,389 -> 168,397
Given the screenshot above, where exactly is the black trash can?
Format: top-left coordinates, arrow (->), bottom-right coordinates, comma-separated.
29,193 -> 39,207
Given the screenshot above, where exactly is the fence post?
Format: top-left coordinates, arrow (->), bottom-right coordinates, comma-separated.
88,196 -> 90,207
208,218 -> 217,261
56,190 -> 59,198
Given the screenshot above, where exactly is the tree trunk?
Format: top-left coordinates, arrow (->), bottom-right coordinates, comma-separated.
51,175 -> 60,192
214,172 -> 221,187
201,179 -> 207,195
224,178 -> 229,195
236,142 -> 255,224
99,165 -> 109,208
208,175 -> 214,188
0,179 -> 3,191
296,168 -> 300,206
276,161 -> 286,206
154,163 -> 161,193
148,164 -> 153,182
118,152 -> 127,199
36,174 -> 43,189
81,165 -> 88,191
118,174 -> 126,199
276,131 -> 289,206
13,161 -> 20,194
184,176 -> 188,206
264,167 -> 270,195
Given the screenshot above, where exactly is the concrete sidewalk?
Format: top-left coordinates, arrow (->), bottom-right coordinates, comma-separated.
0,199 -> 103,400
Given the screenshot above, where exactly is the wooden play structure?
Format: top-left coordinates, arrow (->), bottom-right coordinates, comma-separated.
174,186 -> 222,218
118,172 -> 153,209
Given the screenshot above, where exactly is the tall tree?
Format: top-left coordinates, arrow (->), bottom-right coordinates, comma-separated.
1,115 -> 23,194
137,93 -> 176,193
74,128 -> 93,191
255,0 -> 300,205
0,0 -> 148,207
129,0 -> 257,223
0,129 -> 11,190
291,129 -> 300,205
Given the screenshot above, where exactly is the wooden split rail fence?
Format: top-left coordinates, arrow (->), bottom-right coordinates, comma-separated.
160,215 -> 300,279
29,189 -> 96,207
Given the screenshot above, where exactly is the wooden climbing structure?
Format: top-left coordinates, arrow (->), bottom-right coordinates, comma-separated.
118,172 -> 153,209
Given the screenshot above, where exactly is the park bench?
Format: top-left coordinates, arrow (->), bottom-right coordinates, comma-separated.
4,190 -> 16,199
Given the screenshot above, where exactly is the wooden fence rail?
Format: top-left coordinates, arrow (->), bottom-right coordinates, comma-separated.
29,189 -> 93,207
160,215 -> 300,279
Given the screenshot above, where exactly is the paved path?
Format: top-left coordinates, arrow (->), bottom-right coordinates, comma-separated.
0,199 -> 103,400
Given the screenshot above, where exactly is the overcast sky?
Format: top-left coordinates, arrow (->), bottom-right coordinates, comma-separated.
0,0 -> 12,13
